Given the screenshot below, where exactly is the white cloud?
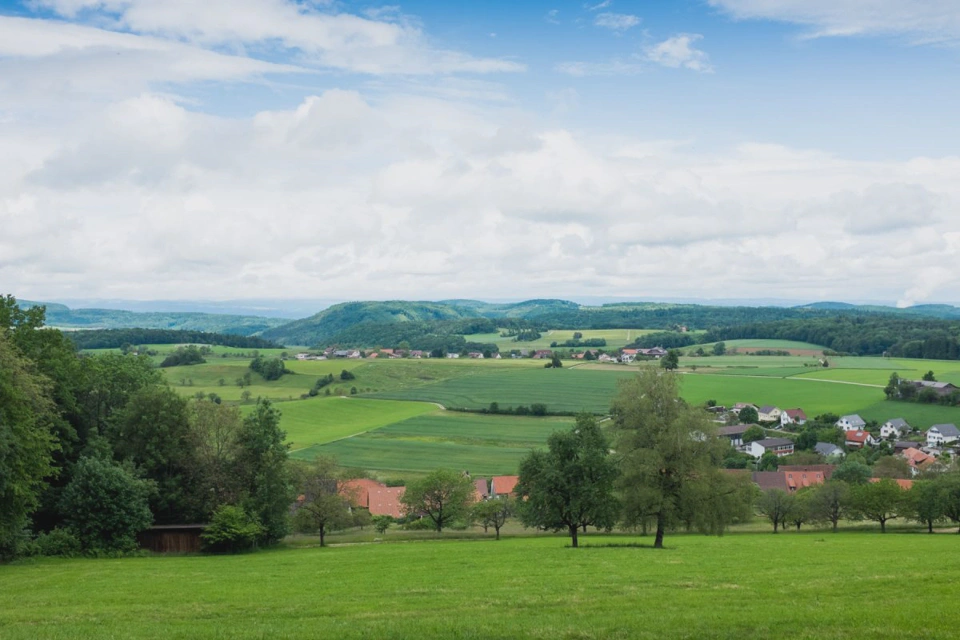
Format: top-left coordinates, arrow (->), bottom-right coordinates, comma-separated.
585,1 -> 612,12
24,0 -> 525,75
644,34 -> 713,72
594,12 -> 640,31
5,88 -> 960,302
708,0 -> 960,43
546,9 -> 560,24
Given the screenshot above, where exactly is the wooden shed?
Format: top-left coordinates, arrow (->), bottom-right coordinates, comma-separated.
137,524 -> 208,553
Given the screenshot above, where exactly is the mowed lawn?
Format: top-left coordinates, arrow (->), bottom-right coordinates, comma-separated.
241,397 -> 437,451
304,412 -> 572,475
2,533 -> 957,639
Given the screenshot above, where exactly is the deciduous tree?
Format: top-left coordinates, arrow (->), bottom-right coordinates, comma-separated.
611,370 -> 732,548
848,479 -> 905,533
400,469 -> 475,533
473,497 -> 513,540
516,415 -> 619,548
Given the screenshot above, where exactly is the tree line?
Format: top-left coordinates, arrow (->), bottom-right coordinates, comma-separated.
68,328 -> 282,351
0,296 -> 293,560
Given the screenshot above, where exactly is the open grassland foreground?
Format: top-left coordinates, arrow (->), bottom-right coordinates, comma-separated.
2,533 -> 957,640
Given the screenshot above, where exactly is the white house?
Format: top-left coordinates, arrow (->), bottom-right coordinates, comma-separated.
748,438 -> 795,459
926,424 -> 960,447
781,408 -> 808,427
446,353 -> 460,359
836,414 -> 867,432
880,418 -> 910,440
758,405 -> 783,423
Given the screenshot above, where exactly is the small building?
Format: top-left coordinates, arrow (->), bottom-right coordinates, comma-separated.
900,447 -> 936,476
137,524 -> 207,553
926,424 -> 960,447
717,424 -> 753,448
814,442 -> 845,459
446,352 -> 460,359
881,418 -> 911,440
894,440 -> 922,454
836,414 -> 867,432
912,381 -> 960,397
473,478 -> 490,502
747,438 -> 795,459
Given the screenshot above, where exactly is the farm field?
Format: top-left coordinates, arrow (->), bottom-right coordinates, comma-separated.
301,412 -> 572,475
3,533 -> 957,639
365,366 -> 889,417
240,397 -> 437,451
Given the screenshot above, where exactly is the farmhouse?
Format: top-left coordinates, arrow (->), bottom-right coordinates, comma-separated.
532,350 -> 553,359
836,414 -> 866,432
780,464 -> 835,481
880,418 -> 910,440
751,468 -> 825,492
900,447 -> 936,475
926,424 -> 960,447
473,478 -> 490,501
781,408 -> 808,427
747,438 -> 794,459
912,381 -> 959,396
446,352 -> 460,359
491,475 -> 519,498
341,479 -> 406,519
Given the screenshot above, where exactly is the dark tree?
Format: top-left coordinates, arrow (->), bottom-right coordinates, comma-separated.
400,469 -> 474,533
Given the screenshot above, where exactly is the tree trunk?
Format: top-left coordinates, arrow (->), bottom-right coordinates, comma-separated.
569,525 -> 579,548
832,518 -> 838,533
654,514 -> 665,549
582,523 -> 587,533
319,525 -> 325,547
928,520 -> 933,534
773,520 -> 778,533
796,522 -> 801,531
495,525 -> 500,541
880,518 -> 886,534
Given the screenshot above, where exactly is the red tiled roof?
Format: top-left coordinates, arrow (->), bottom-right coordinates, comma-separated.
779,464 -> 836,481
340,478 -> 387,509
846,430 -> 871,444
783,470 -> 826,491
368,486 -> 405,519
491,475 -> 519,496
785,409 -> 807,420
474,478 -> 489,498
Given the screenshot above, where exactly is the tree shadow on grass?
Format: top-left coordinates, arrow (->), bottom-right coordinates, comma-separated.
572,542 -> 666,550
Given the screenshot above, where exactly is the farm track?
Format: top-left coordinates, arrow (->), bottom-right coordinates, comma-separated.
679,371 -> 884,388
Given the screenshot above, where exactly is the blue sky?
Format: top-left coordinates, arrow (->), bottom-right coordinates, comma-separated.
2,0 -> 960,305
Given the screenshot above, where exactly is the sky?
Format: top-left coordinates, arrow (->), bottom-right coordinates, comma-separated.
2,0 -> 960,308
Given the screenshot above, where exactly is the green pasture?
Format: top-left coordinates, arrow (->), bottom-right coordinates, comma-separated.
3,533 -> 957,639
856,400 -> 960,430
240,397 -> 437,451
301,412 -> 572,475
366,367 -> 888,417
689,338 -> 828,351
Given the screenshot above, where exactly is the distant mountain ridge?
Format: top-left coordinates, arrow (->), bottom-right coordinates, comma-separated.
14,299 -> 287,336
260,298 -> 960,347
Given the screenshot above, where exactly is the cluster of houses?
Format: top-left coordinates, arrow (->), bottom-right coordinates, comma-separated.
339,474 -> 520,520
294,344 -> 674,363
717,402 -> 959,477
745,464 -> 914,493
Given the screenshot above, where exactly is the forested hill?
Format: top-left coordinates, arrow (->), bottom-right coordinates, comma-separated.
68,329 -> 282,351
21,304 -> 288,336
706,316 -> 960,359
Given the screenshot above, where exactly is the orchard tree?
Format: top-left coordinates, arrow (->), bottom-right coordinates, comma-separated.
291,457 -> 352,546
234,400 -> 292,544
660,349 -> 681,370
400,469 -> 475,532
473,497 -> 513,540
808,481 -> 850,533
937,473 -> 960,533
757,489 -> 794,533
611,370 -> 736,548
742,425 -> 766,443
738,406 -> 759,424
848,479 -> 905,533
516,415 -> 619,548
906,480 -> 945,533
833,460 -> 872,485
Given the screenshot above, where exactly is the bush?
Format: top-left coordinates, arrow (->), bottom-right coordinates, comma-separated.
33,528 -> 82,557
402,517 -> 435,531
201,505 -> 264,553
340,369 -> 356,381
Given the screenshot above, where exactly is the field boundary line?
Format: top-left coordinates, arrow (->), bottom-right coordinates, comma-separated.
680,371 -> 883,388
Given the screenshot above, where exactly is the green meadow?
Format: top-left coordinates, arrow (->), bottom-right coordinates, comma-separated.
301,412 -> 572,475
3,533 -> 957,640
241,397 -> 437,451
468,328 -> 659,350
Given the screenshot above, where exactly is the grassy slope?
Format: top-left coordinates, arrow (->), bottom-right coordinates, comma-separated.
470,328 -> 658,350
305,412 -> 572,475
241,397 -> 438,451
3,534 -> 957,639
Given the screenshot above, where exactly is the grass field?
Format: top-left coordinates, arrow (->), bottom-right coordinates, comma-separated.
300,412 -> 572,475
366,367 -> 887,417
240,397 -> 438,451
3,533 -> 957,639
